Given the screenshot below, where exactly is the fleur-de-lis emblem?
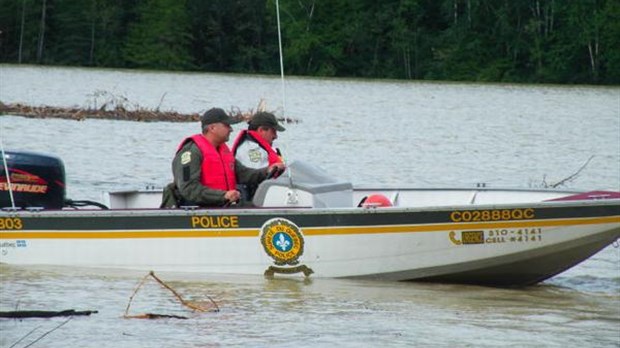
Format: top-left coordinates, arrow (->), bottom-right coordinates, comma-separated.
275,232 -> 291,251
261,218 -> 305,266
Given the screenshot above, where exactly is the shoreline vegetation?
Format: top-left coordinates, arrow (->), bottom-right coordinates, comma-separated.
0,1 -> 617,85
0,93 -> 300,124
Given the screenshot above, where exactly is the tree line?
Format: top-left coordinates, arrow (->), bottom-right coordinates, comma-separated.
0,0 -> 618,84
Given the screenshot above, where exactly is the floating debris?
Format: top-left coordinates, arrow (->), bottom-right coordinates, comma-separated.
0,309 -> 98,318
229,98 -> 300,125
0,101 -> 201,123
1,93 -> 300,124
9,317 -> 73,348
123,271 -> 219,320
123,313 -> 190,320
531,155 -> 595,188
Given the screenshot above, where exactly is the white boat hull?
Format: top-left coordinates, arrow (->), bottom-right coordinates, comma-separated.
2,196 -> 618,286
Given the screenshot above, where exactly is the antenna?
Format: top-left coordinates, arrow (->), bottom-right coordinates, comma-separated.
274,0 -> 294,188
275,0 -> 286,115
0,123 -> 16,209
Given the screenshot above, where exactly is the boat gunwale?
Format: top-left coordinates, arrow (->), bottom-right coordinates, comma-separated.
1,197 -> 619,218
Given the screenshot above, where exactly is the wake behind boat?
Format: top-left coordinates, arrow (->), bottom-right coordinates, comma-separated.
1,151 -> 619,287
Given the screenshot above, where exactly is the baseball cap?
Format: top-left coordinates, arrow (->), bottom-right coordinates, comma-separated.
201,108 -> 242,129
249,112 -> 285,131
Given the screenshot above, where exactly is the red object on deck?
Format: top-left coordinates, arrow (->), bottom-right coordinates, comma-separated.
547,190 -> 620,201
362,194 -> 393,207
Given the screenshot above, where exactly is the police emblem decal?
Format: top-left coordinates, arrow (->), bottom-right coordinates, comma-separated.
248,149 -> 262,163
260,218 -> 304,266
180,151 -> 191,165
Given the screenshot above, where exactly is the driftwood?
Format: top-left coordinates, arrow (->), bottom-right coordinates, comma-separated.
541,155 -> 595,188
1,96 -> 300,124
123,313 -> 188,320
0,101 -> 201,122
9,317 -> 73,348
0,309 -> 98,318
123,271 -> 219,320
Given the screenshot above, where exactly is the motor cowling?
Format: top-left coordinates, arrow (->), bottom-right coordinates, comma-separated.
0,151 -> 66,209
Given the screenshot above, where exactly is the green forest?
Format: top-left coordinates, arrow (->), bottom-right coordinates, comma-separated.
0,0 -> 618,84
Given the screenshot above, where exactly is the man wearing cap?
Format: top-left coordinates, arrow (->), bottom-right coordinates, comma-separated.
231,111 -> 285,171
165,108 -> 285,207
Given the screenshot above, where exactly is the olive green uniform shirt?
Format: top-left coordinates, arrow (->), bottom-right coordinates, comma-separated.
172,141 -> 268,207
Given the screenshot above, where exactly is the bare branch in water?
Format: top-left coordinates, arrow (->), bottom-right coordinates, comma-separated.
124,271 -> 219,320
148,271 -> 219,313
124,313 -> 189,319
156,92 -> 167,112
228,98 -> 300,125
9,326 -> 41,348
539,155 -> 595,188
0,310 -> 97,318
22,317 -> 72,348
5,303 -> 93,347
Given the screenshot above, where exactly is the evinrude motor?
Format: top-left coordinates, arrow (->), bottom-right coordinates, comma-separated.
1,151 -> 66,209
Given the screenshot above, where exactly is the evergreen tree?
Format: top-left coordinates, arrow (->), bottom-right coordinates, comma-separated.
0,0 -> 45,63
0,0 -> 618,83
187,0 -> 278,73
46,0 -> 94,65
92,0 -> 134,67
123,0 -> 193,70
600,0 -> 620,83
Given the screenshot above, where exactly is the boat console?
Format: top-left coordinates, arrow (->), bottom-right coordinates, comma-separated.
252,161 -> 353,208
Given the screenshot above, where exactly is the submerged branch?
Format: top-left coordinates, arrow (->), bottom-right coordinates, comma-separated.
546,155 -> 595,188
22,317 -> 72,348
0,310 -> 97,318
9,326 -> 40,348
148,271 -> 220,313
123,271 -> 219,320
123,313 -> 189,320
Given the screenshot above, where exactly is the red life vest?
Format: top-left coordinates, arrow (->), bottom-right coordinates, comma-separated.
177,134 -> 236,191
231,130 -> 282,166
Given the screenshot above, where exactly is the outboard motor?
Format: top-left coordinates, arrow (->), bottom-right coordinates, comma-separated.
0,151 -> 66,209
